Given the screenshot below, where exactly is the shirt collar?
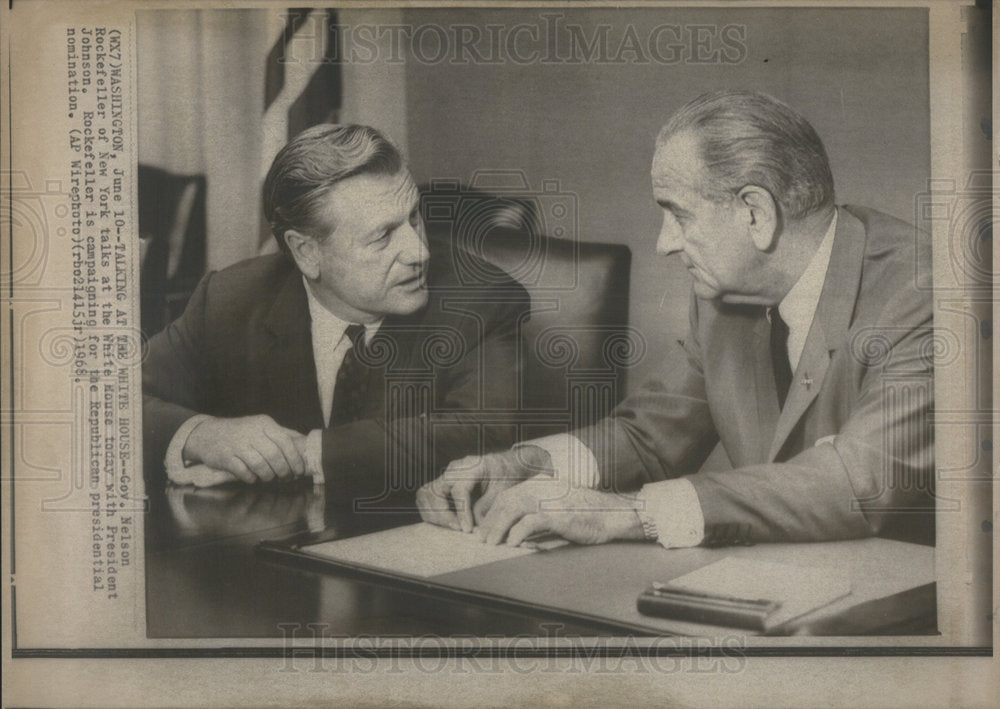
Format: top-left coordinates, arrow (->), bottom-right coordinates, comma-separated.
302,277 -> 381,344
777,208 -> 838,335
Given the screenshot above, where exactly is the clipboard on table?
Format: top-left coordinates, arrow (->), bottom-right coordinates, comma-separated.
257,528 -> 931,637
255,522 -> 675,635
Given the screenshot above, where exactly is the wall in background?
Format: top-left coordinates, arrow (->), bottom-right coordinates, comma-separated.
401,7 -> 929,390
138,7 -> 929,393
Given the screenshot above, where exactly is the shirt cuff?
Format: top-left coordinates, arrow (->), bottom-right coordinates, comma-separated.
306,429 -> 324,485
635,478 -> 705,548
515,433 -> 600,489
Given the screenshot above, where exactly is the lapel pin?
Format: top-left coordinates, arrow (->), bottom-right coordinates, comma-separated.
801,373 -> 813,390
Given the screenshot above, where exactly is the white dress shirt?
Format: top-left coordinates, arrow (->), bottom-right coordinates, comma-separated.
303,279 -> 381,428
524,210 -> 839,548
164,277 -> 379,486
776,211 -> 837,373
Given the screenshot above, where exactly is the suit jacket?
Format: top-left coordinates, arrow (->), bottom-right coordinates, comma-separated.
143,247 -> 530,505
579,206 -> 935,545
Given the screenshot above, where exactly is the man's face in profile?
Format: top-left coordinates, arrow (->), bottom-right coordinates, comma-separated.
306,169 -> 429,323
651,132 -> 765,305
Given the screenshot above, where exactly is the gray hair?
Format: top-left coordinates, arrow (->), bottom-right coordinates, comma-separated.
657,90 -> 835,221
263,124 -> 404,253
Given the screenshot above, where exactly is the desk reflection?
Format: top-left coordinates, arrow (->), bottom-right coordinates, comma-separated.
164,482 -> 323,538
145,481 -> 589,638
149,480 -> 420,550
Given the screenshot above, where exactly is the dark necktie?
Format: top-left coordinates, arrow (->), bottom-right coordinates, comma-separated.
769,308 -> 792,409
328,323 -> 370,427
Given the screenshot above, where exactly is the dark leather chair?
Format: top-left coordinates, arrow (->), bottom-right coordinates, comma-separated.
479,231 -> 633,419
423,196 -> 634,432
138,164 -> 207,336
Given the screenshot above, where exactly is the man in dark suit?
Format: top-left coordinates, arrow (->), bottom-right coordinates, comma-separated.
143,124 -> 528,504
417,90 -> 934,547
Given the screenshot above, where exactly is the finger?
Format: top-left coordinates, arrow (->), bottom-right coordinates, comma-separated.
255,437 -> 292,481
170,463 -> 231,487
437,464 -> 481,525
264,428 -> 304,479
442,455 -> 479,476
481,459 -> 525,518
167,464 -> 198,486
415,483 -> 460,530
265,421 -> 307,476
482,498 -> 529,546
415,485 -> 442,523
221,455 -> 257,485
444,456 -> 492,532
472,475 -> 514,525
507,513 -> 549,547
190,467 -> 240,488
235,449 -> 274,482
474,491 -> 507,542
472,489 -> 495,526
181,417 -> 216,463
451,478 -> 476,533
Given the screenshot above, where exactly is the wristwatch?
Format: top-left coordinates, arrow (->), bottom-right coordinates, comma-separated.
633,489 -> 659,542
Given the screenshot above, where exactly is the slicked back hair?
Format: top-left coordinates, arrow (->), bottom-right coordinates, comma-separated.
657,90 -> 835,221
263,124 -> 404,254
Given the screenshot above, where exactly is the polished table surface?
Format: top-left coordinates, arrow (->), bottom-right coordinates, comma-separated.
146,481 -> 604,637
145,481 -> 936,639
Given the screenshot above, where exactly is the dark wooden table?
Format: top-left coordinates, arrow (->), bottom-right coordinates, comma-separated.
145,480 -> 603,638
145,480 -> 936,639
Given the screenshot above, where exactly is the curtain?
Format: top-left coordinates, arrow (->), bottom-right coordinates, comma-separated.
138,8 -> 410,271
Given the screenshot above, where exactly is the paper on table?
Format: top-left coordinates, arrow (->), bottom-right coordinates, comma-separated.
663,556 -> 851,627
305,522 -> 567,578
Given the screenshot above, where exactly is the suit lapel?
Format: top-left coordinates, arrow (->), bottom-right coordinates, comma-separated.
362,312 -> 411,417
263,271 -> 324,431
767,318 -> 831,461
767,208 -> 866,462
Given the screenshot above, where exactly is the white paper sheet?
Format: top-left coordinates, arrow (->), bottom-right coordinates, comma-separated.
305,522 -> 567,578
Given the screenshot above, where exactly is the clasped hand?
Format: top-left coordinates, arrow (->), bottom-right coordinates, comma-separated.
177,414 -> 308,485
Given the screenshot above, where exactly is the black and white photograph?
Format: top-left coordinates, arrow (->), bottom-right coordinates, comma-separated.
138,3 -> 941,638
1,2 -> 994,708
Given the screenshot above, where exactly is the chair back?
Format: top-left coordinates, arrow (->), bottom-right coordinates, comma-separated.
425,213 -> 633,430
138,164 -> 207,335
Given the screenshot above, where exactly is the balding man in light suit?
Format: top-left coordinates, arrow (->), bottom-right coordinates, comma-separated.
418,90 -> 935,548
